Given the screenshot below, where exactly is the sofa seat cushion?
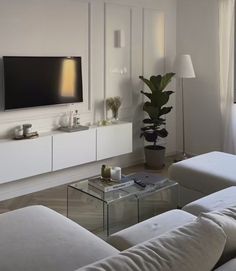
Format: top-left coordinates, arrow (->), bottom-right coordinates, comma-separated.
0,205 -> 119,271
183,187 -> 236,216
77,217 -> 226,271
107,209 -> 196,250
169,151 -> 236,195
215,259 -> 236,271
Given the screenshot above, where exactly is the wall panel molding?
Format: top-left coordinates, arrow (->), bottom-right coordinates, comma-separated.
104,3 -> 133,115
143,8 -> 166,78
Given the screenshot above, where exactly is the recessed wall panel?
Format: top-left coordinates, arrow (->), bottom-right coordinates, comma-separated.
105,3 -> 132,110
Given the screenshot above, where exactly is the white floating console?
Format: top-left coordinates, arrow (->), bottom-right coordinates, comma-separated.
0,136 -> 52,184
0,122 -> 133,185
52,129 -> 96,171
97,122 -> 132,160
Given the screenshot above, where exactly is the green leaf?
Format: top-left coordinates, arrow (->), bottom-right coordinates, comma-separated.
150,75 -> 162,90
159,92 -> 172,106
165,91 -> 174,96
143,131 -> 158,143
159,73 -> 175,91
156,128 -> 168,138
139,76 -> 156,93
140,91 -> 152,100
141,126 -> 152,131
149,91 -> 174,108
159,106 -> 173,116
150,91 -> 162,107
153,119 -> 166,126
143,103 -> 159,119
143,118 -> 154,124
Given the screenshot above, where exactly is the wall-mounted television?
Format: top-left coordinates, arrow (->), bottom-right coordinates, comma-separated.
3,56 -> 83,110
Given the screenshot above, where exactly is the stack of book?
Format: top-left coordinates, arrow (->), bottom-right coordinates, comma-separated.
88,172 -> 168,193
88,176 -> 134,192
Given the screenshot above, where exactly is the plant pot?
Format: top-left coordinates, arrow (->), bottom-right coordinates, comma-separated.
144,145 -> 165,169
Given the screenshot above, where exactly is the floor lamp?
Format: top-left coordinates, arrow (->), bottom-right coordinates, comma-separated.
176,54 -> 196,160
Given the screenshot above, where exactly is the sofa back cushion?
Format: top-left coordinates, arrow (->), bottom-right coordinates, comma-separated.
77,217 -> 226,271
201,207 -> 236,266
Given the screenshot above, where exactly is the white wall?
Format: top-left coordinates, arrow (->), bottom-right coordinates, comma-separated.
176,0 -> 221,155
0,0 -> 176,200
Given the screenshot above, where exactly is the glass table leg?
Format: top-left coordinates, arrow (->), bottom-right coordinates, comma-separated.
137,198 -> 140,222
107,204 -> 110,236
66,186 -> 69,218
103,202 -> 105,231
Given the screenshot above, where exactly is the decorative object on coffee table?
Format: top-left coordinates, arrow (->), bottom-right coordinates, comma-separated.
101,165 -> 122,181
106,97 -> 122,121
140,73 -> 175,169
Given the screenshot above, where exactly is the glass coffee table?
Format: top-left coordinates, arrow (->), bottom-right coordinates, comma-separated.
67,175 -> 178,236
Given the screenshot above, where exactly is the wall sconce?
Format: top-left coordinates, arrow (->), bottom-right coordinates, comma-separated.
114,30 -> 125,48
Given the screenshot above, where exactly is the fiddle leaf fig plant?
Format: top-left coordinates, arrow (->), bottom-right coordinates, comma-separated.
140,73 -> 175,147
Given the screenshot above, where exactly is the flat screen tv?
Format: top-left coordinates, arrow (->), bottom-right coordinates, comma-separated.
3,56 -> 83,110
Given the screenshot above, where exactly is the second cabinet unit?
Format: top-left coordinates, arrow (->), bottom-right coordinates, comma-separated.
52,129 -> 96,171
96,122 -> 132,160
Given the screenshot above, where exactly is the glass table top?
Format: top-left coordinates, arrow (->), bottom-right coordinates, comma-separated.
69,175 -> 178,204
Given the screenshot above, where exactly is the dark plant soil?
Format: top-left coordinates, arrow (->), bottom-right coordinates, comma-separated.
145,145 -> 165,150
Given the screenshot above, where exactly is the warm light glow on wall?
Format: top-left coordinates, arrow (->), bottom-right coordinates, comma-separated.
60,59 -> 76,97
156,13 -> 165,58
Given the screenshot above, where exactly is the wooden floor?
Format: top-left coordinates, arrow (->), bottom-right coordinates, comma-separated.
0,157 -> 174,237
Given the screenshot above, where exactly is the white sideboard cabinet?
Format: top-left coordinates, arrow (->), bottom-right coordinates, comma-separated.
0,136 -> 52,184
0,122 -> 133,184
52,129 -> 96,171
96,122 -> 132,160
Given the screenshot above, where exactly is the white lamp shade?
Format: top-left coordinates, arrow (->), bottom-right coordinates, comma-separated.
176,54 -> 196,78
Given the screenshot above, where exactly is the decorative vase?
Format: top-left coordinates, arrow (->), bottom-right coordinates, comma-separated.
112,108 -> 119,121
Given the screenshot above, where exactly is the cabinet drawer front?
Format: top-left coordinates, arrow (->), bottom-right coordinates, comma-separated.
97,123 -> 132,160
52,129 -> 96,171
0,137 -> 52,184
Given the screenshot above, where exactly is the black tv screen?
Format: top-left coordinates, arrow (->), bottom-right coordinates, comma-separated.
3,56 -> 83,110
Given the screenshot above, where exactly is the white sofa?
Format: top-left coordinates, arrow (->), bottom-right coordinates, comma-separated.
168,151 -> 236,206
0,206 -> 119,271
0,204 -> 236,271
183,187 -> 236,216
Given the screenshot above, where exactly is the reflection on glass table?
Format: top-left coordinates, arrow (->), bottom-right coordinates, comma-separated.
67,176 -> 178,236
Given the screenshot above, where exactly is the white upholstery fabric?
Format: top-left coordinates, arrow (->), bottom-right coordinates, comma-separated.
78,217 -> 226,271
0,205 -> 119,271
201,207 -> 236,266
107,209 -> 196,250
183,187 -> 236,216
215,259 -> 236,271
169,152 -> 236,195
179,185 -> 205,207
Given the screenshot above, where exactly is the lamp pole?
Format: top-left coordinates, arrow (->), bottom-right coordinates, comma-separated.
175,54 -> 195,161
181,78 -> 187,159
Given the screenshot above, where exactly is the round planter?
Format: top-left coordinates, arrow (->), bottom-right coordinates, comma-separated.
144,145 -> 165,169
